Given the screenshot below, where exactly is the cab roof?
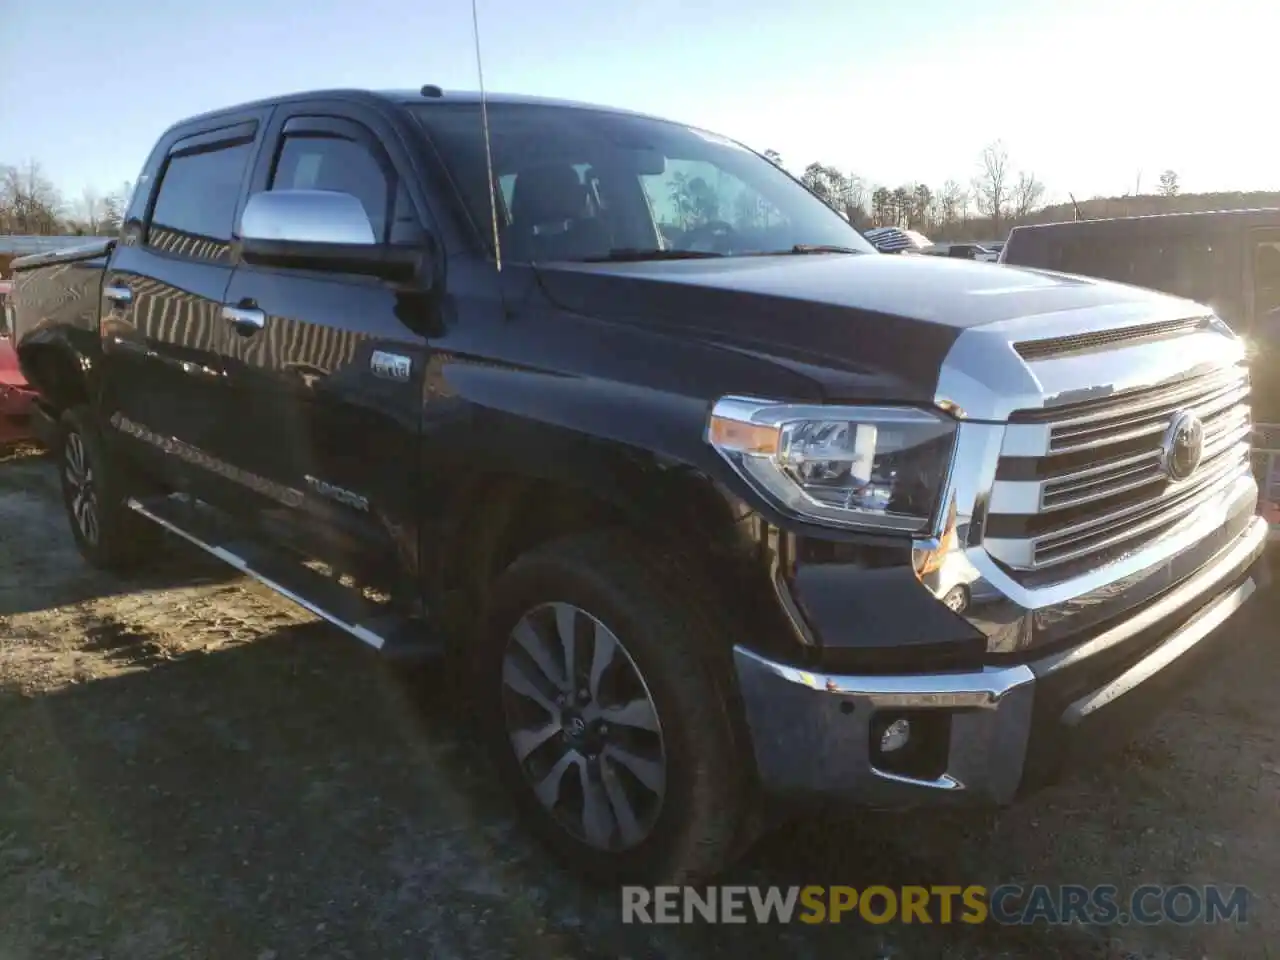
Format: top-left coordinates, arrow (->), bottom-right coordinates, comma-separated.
384,88 -> 658,119
178,87 -> 661,129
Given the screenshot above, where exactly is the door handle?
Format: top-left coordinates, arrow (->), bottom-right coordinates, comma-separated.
104,284 -> 133,306
222,305 -> 266,336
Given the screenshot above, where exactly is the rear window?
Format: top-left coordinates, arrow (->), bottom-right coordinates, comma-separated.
148,140 -> 253,260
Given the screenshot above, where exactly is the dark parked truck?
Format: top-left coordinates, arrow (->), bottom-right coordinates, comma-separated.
1002,210 -> 1280,536
9,88 -> 1272,882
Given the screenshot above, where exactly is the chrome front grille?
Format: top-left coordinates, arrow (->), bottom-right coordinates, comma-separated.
1043,367 -> 1250,455
985,363 -> 1254,572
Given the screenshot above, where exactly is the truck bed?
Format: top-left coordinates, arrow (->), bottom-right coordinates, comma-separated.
9,239 -> 113,353
10,239 -> 115,274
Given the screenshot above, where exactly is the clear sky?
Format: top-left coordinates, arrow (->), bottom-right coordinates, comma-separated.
1,0 -> 1275,209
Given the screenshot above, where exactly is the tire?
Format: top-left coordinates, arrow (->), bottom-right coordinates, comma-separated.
476,529 -> 752,884
57,405 -> 160,571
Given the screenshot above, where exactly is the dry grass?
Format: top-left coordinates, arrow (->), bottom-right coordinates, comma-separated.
1,453 -> 1277,959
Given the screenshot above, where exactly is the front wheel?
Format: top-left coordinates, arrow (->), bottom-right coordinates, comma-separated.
477,530 -> 752,884
58,405 -> 159,571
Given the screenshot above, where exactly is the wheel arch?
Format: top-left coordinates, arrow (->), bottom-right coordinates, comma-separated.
440,456 -> 751,597
18,338 -> 92,415
428,444 -> 788,656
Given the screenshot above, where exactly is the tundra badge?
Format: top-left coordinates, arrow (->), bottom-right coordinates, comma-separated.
305,475 -> 370,512
371,350 -> 411,382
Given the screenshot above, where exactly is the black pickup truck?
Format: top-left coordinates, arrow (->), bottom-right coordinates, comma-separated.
10,87 -> 1271,883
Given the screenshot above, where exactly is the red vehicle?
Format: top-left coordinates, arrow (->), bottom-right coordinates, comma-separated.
0,279 -> 38,444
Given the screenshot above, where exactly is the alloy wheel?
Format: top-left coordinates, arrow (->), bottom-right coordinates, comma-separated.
64,431 -> 99,546
500,601 -> 667,852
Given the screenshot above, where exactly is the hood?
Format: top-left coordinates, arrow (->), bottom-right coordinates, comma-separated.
533,253 -> 1193,402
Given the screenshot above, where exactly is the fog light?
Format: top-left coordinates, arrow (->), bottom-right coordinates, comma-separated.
879,717 -> 912,754
941,585 -> 968,613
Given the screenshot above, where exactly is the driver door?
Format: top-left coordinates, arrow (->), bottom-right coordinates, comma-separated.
214,103 -> 436,584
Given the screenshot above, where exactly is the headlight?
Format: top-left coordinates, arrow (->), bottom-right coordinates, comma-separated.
706,397 -> 957,532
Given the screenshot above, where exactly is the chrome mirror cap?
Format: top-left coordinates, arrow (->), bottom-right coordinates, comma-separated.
240,190 -> 376,246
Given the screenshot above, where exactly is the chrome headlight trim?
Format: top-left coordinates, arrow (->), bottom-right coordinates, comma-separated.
705,395 -> 959,534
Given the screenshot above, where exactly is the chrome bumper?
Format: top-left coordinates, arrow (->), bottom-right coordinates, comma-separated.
734,515 -> 1270,806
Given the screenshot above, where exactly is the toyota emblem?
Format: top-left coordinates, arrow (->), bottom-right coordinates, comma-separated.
1159,410 -> 1205,482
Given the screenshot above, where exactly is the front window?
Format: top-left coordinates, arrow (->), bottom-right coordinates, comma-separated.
412,102 -> 873,262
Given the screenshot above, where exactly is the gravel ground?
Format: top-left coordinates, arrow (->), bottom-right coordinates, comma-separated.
2,443 -> 1278,960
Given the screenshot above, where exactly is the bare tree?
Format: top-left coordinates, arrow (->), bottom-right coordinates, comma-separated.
76,186 -> 102,235
937,179 -> 965,229
762,149 -> 784,168
800,162 -> 836,207
927,192 -> 944,231
100,180 -> 134,234
871,186 -> 892,226
800,164 -> 867,222
910,183 -> 933,232
890,186 -> 911,227
972,141 -> 1011,238
0,163 -> 10,227
1158,169 -> 1180,197
844,173 -> 866,224
0,160 -> 63,235
1012,170 -> 1045,222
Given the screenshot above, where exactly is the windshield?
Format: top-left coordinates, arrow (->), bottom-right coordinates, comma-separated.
410,102 -> 874,262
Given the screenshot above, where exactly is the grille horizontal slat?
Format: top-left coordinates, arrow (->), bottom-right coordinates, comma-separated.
985,362 -> 1254,573
1041,455 -> 1164,510
1049,379 -> 1249,453
1033,454 -> 1250,567
1041,409 -> 1252,510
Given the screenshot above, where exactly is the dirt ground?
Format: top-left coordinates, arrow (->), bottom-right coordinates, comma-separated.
2,443 -> 1278,960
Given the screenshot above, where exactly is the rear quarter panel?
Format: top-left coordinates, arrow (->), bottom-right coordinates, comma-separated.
11,249 -> 111,398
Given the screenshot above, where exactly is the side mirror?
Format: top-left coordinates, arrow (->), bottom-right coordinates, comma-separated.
237,189 -> 422,282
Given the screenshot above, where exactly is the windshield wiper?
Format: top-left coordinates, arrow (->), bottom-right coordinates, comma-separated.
578,248 -> 725,263
782,244 -> 864,255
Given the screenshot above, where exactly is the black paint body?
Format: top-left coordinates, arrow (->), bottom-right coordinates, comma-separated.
11,90 -> 1159,672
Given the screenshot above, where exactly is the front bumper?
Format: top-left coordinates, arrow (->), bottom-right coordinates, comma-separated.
734,514 -> 1270,807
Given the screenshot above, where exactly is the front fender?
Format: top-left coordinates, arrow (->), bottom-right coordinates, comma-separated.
429,357 -> 757,563
433,356 -> 908,549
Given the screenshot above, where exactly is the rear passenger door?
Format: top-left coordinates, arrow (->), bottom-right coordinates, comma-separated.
217,103 -> 433,583
101,116 -> 264,497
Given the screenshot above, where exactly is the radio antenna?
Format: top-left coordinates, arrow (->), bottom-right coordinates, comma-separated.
471,0 -> 502,271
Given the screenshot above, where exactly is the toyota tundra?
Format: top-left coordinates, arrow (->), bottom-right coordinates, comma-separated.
9,87 -> 1270,883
